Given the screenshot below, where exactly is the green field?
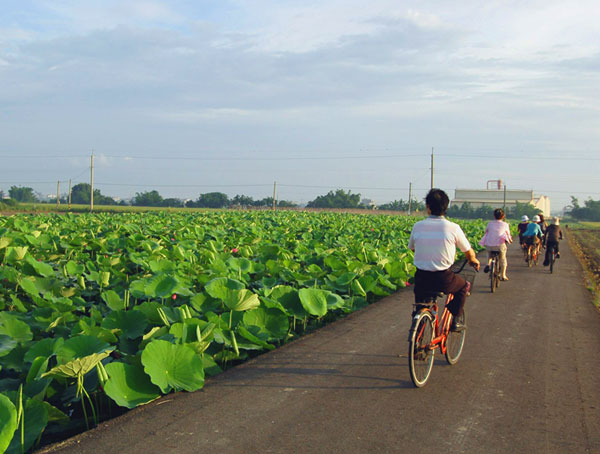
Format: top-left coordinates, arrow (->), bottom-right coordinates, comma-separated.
0,211 -> 486,453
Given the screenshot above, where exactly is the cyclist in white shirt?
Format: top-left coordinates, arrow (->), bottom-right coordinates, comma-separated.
409,189 -> 480,332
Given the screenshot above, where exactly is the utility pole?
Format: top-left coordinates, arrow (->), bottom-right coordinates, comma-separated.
90,151 -> 94,212
503,184 -> 507,211
430,147 -> 434,189
272,181 -> 277,210
68,179 -> 72,210
56,181 -> 60,207
408,182 -> 413,215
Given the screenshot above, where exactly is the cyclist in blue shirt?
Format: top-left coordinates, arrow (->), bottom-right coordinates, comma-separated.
522,215 -> 543,258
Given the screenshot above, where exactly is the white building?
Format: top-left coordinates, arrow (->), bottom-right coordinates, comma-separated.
451,182 -> 550,216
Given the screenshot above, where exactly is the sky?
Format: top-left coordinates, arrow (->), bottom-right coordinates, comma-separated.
1,0 -> 599,211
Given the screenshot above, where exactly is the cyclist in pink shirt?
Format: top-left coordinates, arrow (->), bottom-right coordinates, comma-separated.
479,208 -> 513,281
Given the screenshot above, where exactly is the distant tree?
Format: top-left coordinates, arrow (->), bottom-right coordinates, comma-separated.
187,192 -> 230,208
508,202 -> 539,220
231,195 -> 255,207
8,186 -> 37,203
277,200 -> 297,208
569,198 -> 600,221
70,183 -> 116,205
253,197 -> 274,207
161,198 -> 184,208
379,199 -> 425,212
0,189 -> 5,199
133,190 -> 164,207
306,189 -> 361,209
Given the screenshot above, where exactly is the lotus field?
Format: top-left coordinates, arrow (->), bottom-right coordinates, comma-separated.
0,211 -> 485,453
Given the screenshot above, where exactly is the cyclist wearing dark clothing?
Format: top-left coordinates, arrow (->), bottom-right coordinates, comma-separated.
543,217 -> 563,266
537,213 -> 547,235
517,215 -> 529,246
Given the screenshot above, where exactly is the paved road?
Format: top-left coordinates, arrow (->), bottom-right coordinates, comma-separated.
40,239 -> 600,454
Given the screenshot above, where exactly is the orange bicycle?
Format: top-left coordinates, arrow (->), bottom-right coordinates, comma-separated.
408,260 -> 477,388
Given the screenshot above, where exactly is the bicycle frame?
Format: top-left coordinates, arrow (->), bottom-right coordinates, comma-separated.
415,294 -> 455,355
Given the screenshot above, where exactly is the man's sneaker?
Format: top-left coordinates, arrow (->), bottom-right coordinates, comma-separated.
451,316 -> 466,332
483,265 -> 490,273
556,252 -> 560,259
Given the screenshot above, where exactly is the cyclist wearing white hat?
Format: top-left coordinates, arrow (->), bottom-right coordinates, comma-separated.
517,215 -> 529,248
522,215 -> 543,258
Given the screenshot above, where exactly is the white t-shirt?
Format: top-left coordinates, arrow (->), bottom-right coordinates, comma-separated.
408,216 -> 472,271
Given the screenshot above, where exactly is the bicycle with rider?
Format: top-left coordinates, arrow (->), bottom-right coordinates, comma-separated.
522,215 -> 543,258
408,189 -> 480,332
543,217 -> 563,266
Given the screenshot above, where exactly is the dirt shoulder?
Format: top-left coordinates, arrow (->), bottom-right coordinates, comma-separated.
567,227 -> 600,307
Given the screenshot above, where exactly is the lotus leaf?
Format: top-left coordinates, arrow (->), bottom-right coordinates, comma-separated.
103,362 -> 160,409
0,335 -> 17,358
101,290 -> 126,311
205,277 -> 245,300
0,393 -> 17,454
0,313 -> 33,344
224,289 -> 260,312
4,246 -> 29,262
56,335 -> 111,364
23,337 -> 64,363
5,396 -> 48,454
25,256 -> 54,277
102,310 -> 148,339
65,261 -> 85,276
145,274 -> 178,298
236,325 -> 275,350
43,351 -> 112,379
326,292 -> 346,310
298,288 -> 328,317
242,307 -> 289,340
190,293 -> 221,313
141,340 -> 205,393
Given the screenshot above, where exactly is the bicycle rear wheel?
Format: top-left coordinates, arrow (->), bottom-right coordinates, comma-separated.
550,250 -> 555,274
408,310 -> 435,387
490,258 -> 496,293
445,312 -> 466,365
494,260 -> 500,289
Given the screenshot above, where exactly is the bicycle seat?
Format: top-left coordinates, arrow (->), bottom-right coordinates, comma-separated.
415,291 -> 445,303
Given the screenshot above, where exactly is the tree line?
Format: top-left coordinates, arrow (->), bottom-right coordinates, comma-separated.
566,197 -> 600,221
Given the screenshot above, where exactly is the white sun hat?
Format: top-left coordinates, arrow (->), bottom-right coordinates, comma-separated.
521,215 -> 529,222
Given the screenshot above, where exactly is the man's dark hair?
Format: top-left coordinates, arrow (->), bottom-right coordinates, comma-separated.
494,208 -> 504,220
425,188 -> 449,216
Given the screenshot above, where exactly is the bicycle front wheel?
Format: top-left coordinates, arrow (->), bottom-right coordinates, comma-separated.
408,310 -> 435,387
445,312 -> 467,365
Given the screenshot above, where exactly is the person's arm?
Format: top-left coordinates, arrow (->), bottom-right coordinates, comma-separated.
505,222 -> 513,243
455,226 -> 480,271
465,249 -> 480,271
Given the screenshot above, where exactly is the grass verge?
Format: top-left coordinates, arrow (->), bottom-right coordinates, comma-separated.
567,227 -> 600,308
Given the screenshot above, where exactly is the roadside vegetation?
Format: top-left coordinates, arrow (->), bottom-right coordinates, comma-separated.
0,210 -> 486,453
567,222 -> 600,308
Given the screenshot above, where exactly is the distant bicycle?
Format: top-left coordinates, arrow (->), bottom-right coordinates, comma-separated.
548,244 -> 558,274
526,241 -> 539,268
489,250 -> 500,292
408,260 -> 477,388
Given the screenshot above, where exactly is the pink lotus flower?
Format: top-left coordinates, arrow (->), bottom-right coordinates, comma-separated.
405,282 -> 411,287
172,294 -> 177,300
370,228 -> 375,232
231,248 -> 239,253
